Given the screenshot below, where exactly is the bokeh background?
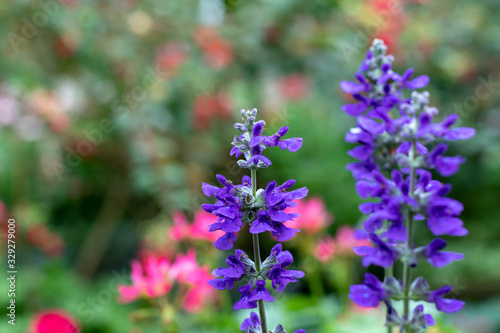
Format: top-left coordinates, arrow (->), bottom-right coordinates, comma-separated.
1,0 -> 500,332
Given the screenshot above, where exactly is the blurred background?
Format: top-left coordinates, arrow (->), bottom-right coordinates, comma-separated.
1,0 -> 499,332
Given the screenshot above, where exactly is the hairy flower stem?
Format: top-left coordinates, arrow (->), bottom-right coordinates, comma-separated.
385,265 -> 393,333
402,142 -> 417,332
251,169 -> 268,333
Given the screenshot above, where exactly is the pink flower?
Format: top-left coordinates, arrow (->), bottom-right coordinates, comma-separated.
335,226 -> 371,256
168,210 -> 223,243
286,197 -> 333,234
169,211 -> 190,241
314,235 -> 336,262
170,250 -> 216,313
118,255 -> 172,303
118,250 -> 217,313
28,309 -> 80,333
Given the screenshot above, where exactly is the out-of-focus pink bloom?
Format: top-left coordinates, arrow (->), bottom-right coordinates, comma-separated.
335,226 -> 371,256
169,211 -> 189,241
118,255 -> 172,303
191,93 -> 232,131
194,26 -> 234,70
278,74 -> 310,101
155,42 -> 189,78
170,250 -> 217,313
118,250 -> 217,313
286,197 -> 333,234
28,309 -> 80,333
190,211 -> 223,242
168,210 -> 223,243
314,235 -> 336,262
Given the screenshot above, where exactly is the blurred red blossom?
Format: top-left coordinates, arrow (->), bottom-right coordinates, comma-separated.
155,42 -> 190,78
118,250 -> 217,313
28,309 -> 80,333
26,224 -> 65,257
286,197 -> 333,234
278,74 -> 310,101
365,0 -> 408,54
192,92 -> 233,130
194,26 -> 234,70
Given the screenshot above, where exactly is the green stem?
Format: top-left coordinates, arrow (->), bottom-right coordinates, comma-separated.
251,169 -> 268,333
385,265 -> 393,333
402,142 -> 417,331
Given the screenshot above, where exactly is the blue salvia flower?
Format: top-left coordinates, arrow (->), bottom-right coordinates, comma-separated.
203,108 -> 307,333
342,39 -> 475,332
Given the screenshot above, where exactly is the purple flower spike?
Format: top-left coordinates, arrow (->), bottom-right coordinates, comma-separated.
342,39 -> 472,331
202,108 -> 308,331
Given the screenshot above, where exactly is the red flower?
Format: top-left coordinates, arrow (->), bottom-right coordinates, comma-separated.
192,93 -> 232,130
278,74 -> 310,101
155,42 -> 189,78
194,26 -> 234,70
28,309 -> 80,333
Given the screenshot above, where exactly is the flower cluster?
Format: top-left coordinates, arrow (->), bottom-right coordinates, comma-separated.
202,108 -> 307,333
202,109 -> 307,251
341,39 -> 474,332
117,250 -> 216,313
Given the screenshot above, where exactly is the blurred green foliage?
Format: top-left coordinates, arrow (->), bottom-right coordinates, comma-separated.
0,0 -> 500,332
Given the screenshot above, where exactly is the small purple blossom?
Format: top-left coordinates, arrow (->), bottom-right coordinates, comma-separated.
249,279 -> 275,303
233,283 -> 258,311
208,249 -> 253,290
265,244 -> 305,292
241,312 -> 261,333
428,285 -> 465,313
349,273 -> 386,308
424,238 -> 464,268
353,233 -> 398,268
